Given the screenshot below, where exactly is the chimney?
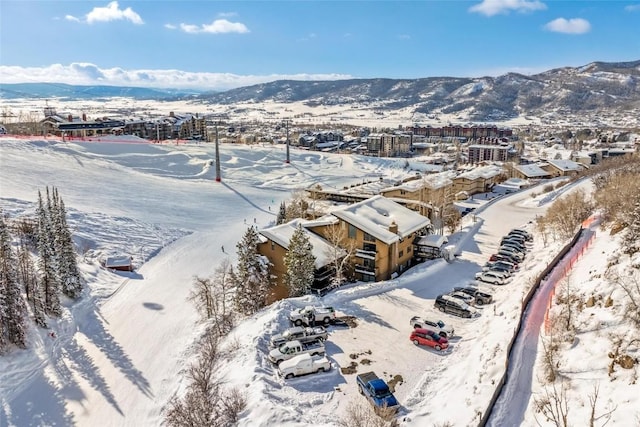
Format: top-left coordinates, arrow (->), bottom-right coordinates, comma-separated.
68,114 -> 73,122
169,111 -> 175,117
82,113 -> 87,121
388,220 -> 398,234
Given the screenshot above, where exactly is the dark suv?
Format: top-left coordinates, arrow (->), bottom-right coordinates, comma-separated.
434,294 -> 477,318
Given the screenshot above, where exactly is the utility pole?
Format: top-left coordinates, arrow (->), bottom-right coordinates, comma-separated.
215,120 -> 221,182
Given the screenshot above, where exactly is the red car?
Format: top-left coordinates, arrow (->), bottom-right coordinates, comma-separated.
409,328 -> 449,351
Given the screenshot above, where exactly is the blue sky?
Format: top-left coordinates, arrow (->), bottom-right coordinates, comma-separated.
0,1 -> 639,90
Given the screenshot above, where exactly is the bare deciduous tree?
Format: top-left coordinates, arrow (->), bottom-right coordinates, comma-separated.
188,259 -> 235,336
338,400 -> 397,427
322,222 -> 357,286
588,383 -> 617,427
534,380 -> 569,427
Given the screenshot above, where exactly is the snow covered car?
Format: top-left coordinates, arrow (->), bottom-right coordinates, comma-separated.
453,286 -> 494,305
289,306 -> 336,326
410,328 -> 449,351
475,271 -> 507,285
277,353 -> 331,379
447,290 -> 475,306
409,316 -> 455,338
269,326 -> 328,348
483,260 -> 519,272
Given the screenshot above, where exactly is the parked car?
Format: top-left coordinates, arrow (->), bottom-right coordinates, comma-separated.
500,239 -> 527,252
501,242 -> 526,255
497,248 -> 524,262
487,264 -> 513,277
410,328 -> 449,351
356,372 -> 400,413
475,271 -> 507,285
489,253 -> 520,264
268,339 -> 325,365
409,316 -> 455,338
447,290 -> 475,305
278,353 -> 331,379
453,286 -> 494,305
501,235 -> 527,247
434,294 -> 477,318
269,326 -> 328,348
289,306 -> 336,326
509,228 -> 533,241
483,260 -> 519,272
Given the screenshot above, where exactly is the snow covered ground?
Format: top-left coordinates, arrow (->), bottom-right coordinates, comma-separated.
0,136 -> 636,426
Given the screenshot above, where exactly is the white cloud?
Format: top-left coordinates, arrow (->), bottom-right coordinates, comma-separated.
217,12 -> 238,18
65,15 -> 81,23
625,4 -> 640,11
0,63 -> 352,91
544,17 -> 591,34
179,19 -> 249,34
397,34 -> 411,40
164,23 -> 176,30
469,0 -> 546,16
85,1 -> 144,25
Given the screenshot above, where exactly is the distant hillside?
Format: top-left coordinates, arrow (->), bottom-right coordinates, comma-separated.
196,60 -> 640,121
2,60 -> 639,122
0,83 -> 203,100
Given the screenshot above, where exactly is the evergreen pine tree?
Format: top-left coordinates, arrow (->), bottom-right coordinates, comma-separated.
276,202 -> 287,225
0,214 -> 28,349
17,241 -> 47,327
283,224 -> 316,297
55,198 -> 83,299
231,226 -> 272,316
36,191 -> 61,316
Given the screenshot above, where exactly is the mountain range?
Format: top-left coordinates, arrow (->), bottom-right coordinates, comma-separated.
2,60 -> 639,123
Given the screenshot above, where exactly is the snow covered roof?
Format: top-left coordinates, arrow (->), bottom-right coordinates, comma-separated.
104,256 -> 132,268
415,234 -> 448,248
547,159 -> 583,171
330,195 -> 431,245
514,164 -> 550,178
258,219 -> 343,268
457,164 -> 503,180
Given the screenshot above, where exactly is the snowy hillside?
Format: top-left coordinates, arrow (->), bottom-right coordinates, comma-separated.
0,136 -> 637,426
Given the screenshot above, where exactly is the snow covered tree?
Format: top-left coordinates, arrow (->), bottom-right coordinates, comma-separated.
285,190 -> 309,221
622,200 -> 640,257
0,214 -> 28,349
231,226 -> 272,316
283,224 -> 316,297
54,197 -> 83,299
36,191 -> 61,316
17,241 -> 47,327
276,201 -> 287,225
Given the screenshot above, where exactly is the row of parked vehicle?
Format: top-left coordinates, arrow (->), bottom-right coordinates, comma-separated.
266,306 -> 338,379
475,228 -> 533,285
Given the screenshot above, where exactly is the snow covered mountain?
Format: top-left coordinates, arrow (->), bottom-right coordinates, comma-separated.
2,60 -> 639,124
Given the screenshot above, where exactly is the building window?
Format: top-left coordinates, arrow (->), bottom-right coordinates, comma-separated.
399,250 -> 404,257
348,224 -> 356,239
271,242 -> 274,251
363,232 -> 375,242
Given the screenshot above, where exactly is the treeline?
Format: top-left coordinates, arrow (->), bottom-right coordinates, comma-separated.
0,187 -> 83,354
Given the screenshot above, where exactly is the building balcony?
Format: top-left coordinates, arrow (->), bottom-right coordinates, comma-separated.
354,265 -> 376,276
355,249 -> 377,260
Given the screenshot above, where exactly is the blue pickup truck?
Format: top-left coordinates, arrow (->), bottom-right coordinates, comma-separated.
356,371 -> 399,413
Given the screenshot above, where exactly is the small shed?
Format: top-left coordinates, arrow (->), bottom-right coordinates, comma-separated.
413,234 -> 448,261
102,256 -> 134,272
